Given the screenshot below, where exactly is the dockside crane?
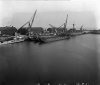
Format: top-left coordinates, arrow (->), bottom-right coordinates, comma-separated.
80,25 -> 83,32
49,24 -> 57,29
64,14 -> 68,30
29,9 -> 37,28
18,9 -> 37,36
28,9 -> 37,36
19,21 -> 30,29
49,24 -> 64,33
48,14 -> 69,35
49,14 -> 68,29
80,25 -> 83,30
49,24 -> 64,29
19,9 -> 37,30
58,24 -> 65,29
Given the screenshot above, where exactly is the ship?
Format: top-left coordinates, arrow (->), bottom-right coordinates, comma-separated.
38,35 -> 70,43
29,32 -> 71,43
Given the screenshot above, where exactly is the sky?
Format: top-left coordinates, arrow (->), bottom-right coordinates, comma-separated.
0,0 -> 100,29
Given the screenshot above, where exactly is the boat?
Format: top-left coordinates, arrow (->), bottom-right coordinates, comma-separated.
9,37 -> 25,44
0,41 -> 8,45
0,36 -> 25,45
70,32 -> 84,36
37,35 -> 70,43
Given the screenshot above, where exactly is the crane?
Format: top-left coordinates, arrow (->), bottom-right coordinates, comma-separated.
80,25 -> 83,32
64,14 -> 68,29
19,21 -> 30,29
49,23 -> 64,29
49,24 -> 64,33
49,24 -> 57,29
49,14 -> 68,30
19,9 -> 37,30
80,25 -> 83,30
30,9 -> 37,28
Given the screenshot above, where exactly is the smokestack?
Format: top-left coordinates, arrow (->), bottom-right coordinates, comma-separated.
73,24 -> 75,29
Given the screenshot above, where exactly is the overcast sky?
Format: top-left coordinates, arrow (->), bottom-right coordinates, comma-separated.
0,0 -> 100,29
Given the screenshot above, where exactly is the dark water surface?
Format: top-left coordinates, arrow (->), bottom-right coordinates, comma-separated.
0,34 -> 100,85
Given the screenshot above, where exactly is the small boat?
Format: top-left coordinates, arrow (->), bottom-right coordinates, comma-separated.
0,38 -> 25,45
0,41 -> 8,45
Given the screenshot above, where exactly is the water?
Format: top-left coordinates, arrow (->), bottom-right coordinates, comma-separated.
0,34 -> 99,85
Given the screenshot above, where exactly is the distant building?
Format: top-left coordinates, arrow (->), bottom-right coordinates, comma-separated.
18,27 -> 44,35
47,28 -> 56,33
56,28 -> 66,33
47,28 -> 66,33
30,27 -> 44,34
17,27 -> 28,35
0,26 -> 17,36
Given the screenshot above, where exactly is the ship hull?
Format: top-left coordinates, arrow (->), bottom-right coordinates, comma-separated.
39,36 -> 70,43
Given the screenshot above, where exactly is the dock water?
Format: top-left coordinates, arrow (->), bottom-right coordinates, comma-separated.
0,34 -> 99,85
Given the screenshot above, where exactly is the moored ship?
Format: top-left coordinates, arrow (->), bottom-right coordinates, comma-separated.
39,35 -> 70,43
28,33 -> 70,43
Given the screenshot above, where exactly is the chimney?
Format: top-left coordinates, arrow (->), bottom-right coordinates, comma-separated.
73,24 -> 75,29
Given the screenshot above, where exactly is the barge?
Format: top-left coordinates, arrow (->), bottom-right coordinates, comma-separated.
29,35 -> 70,43
40,36 -> 70,43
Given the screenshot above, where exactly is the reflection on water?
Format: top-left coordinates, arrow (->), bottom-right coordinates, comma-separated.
0,34 -> 99,85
